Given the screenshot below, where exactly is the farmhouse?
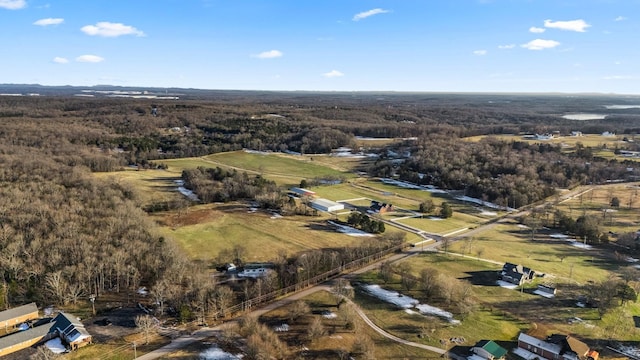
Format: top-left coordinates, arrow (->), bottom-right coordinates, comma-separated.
310,198 -> 345,213
0,302 -> 38,330
514,333 -> 598,360
469,339 -> 508,360
0,310 -> 92,357
500,262 -> 534,286
369,200 -> 393,214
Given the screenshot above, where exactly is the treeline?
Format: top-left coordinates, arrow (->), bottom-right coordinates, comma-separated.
181,166 -> 281,205
370,136 -> 638,207
0,154 -> 198,308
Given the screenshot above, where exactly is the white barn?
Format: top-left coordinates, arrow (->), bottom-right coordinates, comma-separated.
311,198 -> 344,212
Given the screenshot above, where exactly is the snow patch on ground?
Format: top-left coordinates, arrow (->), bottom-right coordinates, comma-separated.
479,210 -> 497,216
17,323 -> 29,331
322,312 -> 337,319
328,221 -> 375,237
427,217 -> 444,221
454,195 -> 514,211
44,338 -> 67,354
550,233 -> 569,239
200,345 -> 243,359
533,290 -> 555,298
612,344 -> 640,359
175,180 -> 200,201
570,241 -> 592,249
496,280 -> 519,289
274,324 -> 290,332
363,284 -> 458,323
517,224 -> 529,229
404,309 -> 417,315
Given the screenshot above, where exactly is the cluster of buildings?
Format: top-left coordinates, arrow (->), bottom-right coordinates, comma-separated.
0,303 -> 91,357
288,187 -> 345,213
468,333 -> 599,360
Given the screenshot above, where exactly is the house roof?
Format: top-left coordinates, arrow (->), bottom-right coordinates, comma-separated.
0,319 -> 54,350
0,303 -> 38,323
547,334 -> 590,359
476,340 -> 508,358
518,333 -> 562,355
52,313 -> 91,343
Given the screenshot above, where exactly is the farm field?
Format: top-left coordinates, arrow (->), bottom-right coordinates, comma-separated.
155,203 -> 371,263
94,168 -> 183,206
157,150 -> 356,187
555,183 -> 640,235
396,212 -> 486,236
447,219 -> 614,285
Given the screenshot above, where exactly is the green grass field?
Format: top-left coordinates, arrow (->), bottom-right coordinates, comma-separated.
157,204 -> 369,263
447,220 -> 614,285
94,168 -> 183,206
396,212 -> 485,236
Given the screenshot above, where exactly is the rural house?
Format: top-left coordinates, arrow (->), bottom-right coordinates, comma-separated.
0,308 -> 92,357
500,262 -> 535,286
369,200 -> 394,214
514,333 -> 598,360
469,339 -> 508,360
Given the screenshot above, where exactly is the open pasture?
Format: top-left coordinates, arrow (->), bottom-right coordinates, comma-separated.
157,203 -> 370,263
447,220 -> 614,285
94,168 -> 183,206
555,183 -> 640,235
396,212 -> 485,236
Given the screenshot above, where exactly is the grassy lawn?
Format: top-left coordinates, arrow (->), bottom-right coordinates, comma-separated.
94,168 -> 183,207
555,184 -> 640,235
396,212 -> 485,236
157,203 -> 370,263
204,151 -> 352,179
447,220 -> 614,285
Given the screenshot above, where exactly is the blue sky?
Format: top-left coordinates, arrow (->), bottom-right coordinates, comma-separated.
1,0 -> 639,93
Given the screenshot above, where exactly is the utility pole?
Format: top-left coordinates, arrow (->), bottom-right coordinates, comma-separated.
133,342 -> 137,359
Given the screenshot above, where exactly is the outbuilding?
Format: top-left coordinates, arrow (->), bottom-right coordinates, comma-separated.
310,198 -> 345,212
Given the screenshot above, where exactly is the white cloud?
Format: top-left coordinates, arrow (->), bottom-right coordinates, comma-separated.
322,70 -> 344,78
498,44 -> 515,49
353,8 -> 389,21
34,18 -> 64,26
473,50 -> 487,56
603,75 -> 634,80
615,16 -> 627,22
521,39 -> 560,50
52,57 -> 68,64
544,19 -> 591,32
529,26 -> 545,33
252,50 -> 283,59
0,0 -> 25,9
81,22 -> 145,37
76,55 -> 104,63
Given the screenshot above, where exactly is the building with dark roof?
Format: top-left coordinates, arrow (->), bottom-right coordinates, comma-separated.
0,310 -> 92,357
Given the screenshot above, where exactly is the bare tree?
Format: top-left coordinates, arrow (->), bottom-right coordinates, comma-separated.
378,261 -> 393,284
331,278 -> 354,306
352,334 -> 375,359
288,300 -> 310,323
135,314 -> 158,345
215,286 -> 235,318
419,268 -> 440,299
307,317 -> 326,342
